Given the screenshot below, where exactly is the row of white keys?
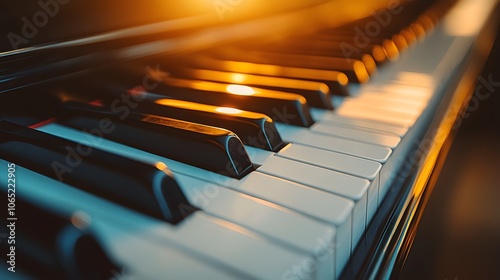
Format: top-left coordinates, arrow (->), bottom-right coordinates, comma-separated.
174,173 -> 338,278
0,160 -> 316,280
267,123 -> 387,226
307,88 -> 427,201
37,124 -> 351,279
307,19 -> 481,204
244,142 -> 372,261
263,45 -> 441,231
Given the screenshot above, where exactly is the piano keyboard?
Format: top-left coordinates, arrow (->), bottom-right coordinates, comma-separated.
0,0 -> 497,279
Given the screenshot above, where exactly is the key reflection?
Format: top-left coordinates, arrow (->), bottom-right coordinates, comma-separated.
215,107 -> 243,115
226,84 -> 256,95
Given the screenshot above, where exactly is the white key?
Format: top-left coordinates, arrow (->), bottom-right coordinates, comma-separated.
237,172 -> 353,278
307,122 -> 401,148
175,173 -> 337,279
257,155 -> 373,256
310,110 -> 409,137
355,92 -> 428,109
346,95 -> 427,115
340,99 -> 421,119
277,144 -> 381,180
334,103 -> 417,127
96,222 -> 245,280
1,162 -> 315,280
275,124 -> 392,162
360,85 -> 434,104
244,145 -> 275,165
274,145 -> 381,225
337,104 -> 419,127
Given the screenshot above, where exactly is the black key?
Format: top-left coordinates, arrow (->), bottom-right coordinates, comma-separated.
240,39 -> 378,75
152,77 -> 315,127
53,83 -> 286,152
90,68 -> 315,127
125,90 -> 286,152
0,189 -> 120,279
150,98 -> 287,152
171,67 -> 334,109
208,47 -> 371,83
292,35 -> 399,64
0,119 -> 193,223
56,102 -> 254,179
185,55 -> 351,96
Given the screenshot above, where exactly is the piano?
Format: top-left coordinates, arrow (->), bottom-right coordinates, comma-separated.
0,0 -> 498,279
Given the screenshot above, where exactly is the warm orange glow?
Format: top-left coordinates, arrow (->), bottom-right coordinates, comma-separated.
337,73 -> 349,86
361,54 -> 377,75
230,73 -> 246,83
410,23 -> 426,40
319,84 -> 329,94
146,68 -> 170,82
400,29 -> 417,46
215,107 -> 243,114
443,0 -> 497,36
155,98 -> 206,110
383,40 -> 400,61
397,72 -> 435,88
372,46 -> 386,63
353,61 -> 369,83
417,15 -> 434,31
154,98 -> 265,120
392,34 -> 408,51
155,162 -> 168,171
226,84 -> 256,95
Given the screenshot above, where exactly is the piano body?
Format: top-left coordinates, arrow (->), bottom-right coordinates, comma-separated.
0,0 -> 498,279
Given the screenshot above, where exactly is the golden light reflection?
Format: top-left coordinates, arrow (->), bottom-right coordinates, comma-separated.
224,60 -> 295,78
220,59 -> 348,86
215,107 -> 243,115
337,73 -> 349,86
226,84 -> 256,95
155,162 -> 168,171
372,45 -> 386,63
443,0 -> 497,36
410,23 -> 426,40
319,84 -> 329,94
397,72 -> 435,88
392,34 -> 409,51
353,61 -> 369,83
230,73 -> 246,83
191,68 -> 331,93
400,29 -> 417,46
383,40 -> 400,61
155,98 -> 204,110
361,54 -> 377,75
